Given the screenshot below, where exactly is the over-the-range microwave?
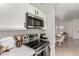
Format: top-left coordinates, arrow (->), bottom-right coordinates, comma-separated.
26,12 -> 44,29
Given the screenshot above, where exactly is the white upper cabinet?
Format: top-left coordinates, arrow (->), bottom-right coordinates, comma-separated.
0,3 -> 46,30
24,4 -> 46,19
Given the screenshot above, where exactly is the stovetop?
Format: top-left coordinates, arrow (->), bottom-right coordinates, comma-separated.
24,40 -> 49,50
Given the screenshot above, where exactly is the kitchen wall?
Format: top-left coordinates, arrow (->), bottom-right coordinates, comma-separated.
0,29 -> 44,38
0,30 -> 26,38
0,3 -> 46,38
46,4 -> 55,56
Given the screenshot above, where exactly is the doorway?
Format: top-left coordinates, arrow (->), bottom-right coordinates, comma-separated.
55,3 -> 79,56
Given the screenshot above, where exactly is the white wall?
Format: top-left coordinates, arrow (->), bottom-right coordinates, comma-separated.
64,21 -> 73,37
73,19 -> 79,39
64,19 -> 79,39
46,4 -> 55,56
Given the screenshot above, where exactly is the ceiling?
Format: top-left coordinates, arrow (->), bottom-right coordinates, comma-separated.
56,3 -> 79,21
31,3 -> 55,14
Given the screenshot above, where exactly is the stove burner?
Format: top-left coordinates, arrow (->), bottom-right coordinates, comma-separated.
24,40 -> 49,50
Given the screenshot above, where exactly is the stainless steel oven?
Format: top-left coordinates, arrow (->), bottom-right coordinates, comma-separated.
22,34 -> 50,56
24,39 -> 50,56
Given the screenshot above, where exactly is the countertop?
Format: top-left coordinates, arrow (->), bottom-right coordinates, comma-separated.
1,45 -> 35,56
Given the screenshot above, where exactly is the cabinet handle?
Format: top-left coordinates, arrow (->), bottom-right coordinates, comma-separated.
35,10 -> 39,15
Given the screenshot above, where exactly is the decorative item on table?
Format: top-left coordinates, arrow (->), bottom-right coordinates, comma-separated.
14,35 -> 23,47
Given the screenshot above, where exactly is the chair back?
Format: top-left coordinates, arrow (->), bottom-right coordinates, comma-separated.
60,35 -> 65,42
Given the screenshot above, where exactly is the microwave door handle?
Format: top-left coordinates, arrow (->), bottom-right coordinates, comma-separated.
32,19 -> 33,26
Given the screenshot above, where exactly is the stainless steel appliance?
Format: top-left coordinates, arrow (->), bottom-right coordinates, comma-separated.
25,12 -> 44,29
22,34 -> 50,56
24,40 -> 50,56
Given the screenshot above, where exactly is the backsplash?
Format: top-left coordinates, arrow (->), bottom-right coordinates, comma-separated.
0,29 -> 44,38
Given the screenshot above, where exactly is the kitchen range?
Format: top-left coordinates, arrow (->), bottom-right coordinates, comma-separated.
23,33 -> 50,56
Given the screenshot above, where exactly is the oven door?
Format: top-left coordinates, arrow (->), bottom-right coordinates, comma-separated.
37,50 -> 46,56
33,45 -> 50,56
33,48 -> 47,56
